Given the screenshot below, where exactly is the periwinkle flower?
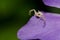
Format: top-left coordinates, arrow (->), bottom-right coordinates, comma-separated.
17,0 -> 60,40
17,9 -> 60,40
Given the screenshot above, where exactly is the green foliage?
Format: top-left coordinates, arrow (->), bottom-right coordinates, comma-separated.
0,0 -> 37,40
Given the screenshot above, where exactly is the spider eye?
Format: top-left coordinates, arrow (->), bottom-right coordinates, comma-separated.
38,14 -> 40,15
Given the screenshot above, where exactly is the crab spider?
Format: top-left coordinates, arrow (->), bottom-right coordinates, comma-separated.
29,9 -> 46,27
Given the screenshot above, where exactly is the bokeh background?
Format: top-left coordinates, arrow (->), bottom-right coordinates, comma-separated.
0,0 -> 59,40
0,0 -> 40,40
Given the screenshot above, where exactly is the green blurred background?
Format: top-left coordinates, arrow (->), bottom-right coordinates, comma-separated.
0,0 -> 40,40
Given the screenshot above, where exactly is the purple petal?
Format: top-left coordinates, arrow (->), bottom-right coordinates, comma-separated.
17,12 -> 60,40
17,15 -> 44,39
42,0 -> 60,8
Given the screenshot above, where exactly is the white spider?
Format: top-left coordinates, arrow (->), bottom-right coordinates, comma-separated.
29,9 -> 45,20
29,9 -> 46,27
